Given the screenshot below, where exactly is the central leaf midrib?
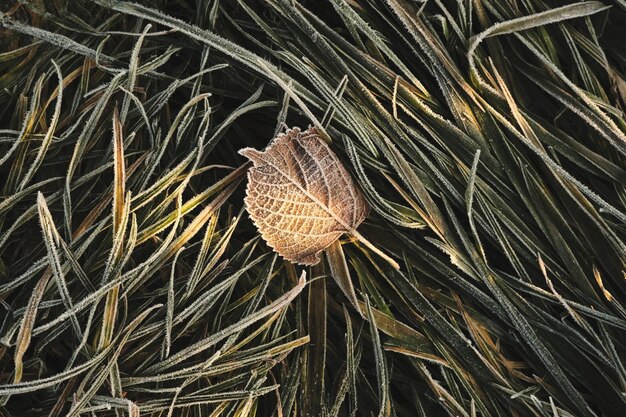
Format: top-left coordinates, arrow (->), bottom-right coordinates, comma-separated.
262,158 -> 354,232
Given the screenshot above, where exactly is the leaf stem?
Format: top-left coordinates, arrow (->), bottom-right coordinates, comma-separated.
350,231 -> 400,270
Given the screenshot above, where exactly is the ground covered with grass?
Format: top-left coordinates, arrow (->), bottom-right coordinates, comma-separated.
0,1 -> 625,416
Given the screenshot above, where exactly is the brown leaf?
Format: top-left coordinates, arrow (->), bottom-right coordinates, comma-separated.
239,127 -> 369,266
240,127 -> 400,270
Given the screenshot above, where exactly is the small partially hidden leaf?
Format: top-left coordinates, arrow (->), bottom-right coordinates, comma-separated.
239,127 -> 399,269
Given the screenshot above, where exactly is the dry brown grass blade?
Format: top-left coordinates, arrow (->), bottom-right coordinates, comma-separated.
98,107 -> 126,351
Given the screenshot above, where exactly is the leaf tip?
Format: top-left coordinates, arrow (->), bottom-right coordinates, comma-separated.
238,147 -> 263,164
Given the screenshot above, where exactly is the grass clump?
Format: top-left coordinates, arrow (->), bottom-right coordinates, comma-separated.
1,0 -> 625,416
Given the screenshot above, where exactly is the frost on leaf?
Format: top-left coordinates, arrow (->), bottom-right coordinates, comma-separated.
239,126 -> 369,266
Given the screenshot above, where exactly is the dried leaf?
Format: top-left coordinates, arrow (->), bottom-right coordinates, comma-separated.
240,127 -> 398,269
